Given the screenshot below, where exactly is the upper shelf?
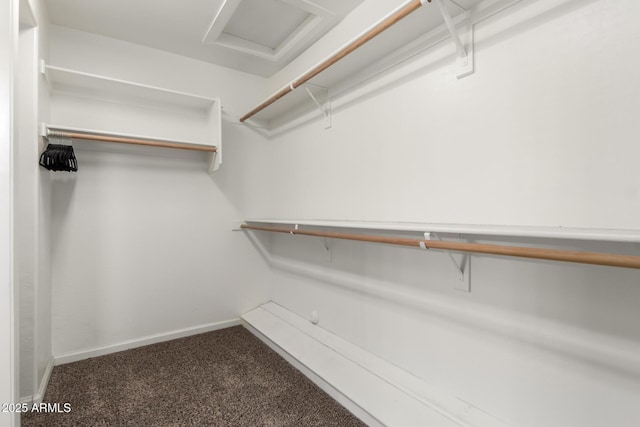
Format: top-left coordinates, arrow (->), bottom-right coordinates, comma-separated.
42,62 -> 218,111
42,61 -> 222,171
239,0 -> 471,128
242,219 -> 640,243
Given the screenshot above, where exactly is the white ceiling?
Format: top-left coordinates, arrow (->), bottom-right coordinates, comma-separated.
46,0 -> 366,77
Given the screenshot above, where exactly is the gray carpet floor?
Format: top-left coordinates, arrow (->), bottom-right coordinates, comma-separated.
22,326 -> 366,426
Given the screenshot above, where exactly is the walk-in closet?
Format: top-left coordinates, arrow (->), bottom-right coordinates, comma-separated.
2,0 -> 640,426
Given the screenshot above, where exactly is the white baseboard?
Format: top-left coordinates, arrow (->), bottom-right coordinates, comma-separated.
243,302 -> 509,427
54,318 -> 241,366
20,356 -> 54,405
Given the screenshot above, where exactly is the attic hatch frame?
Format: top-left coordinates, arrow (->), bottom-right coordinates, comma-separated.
239,0 -> 476,126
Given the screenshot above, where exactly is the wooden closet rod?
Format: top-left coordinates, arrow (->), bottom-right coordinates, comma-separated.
241,224 -> 640,270
239,0 -> 428,123
47,130 -> 217,153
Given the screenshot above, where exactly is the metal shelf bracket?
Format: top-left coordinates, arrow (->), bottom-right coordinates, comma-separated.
302,83 -> 332,129
434,0 -> 474,79
422,232 -> 471,292
295,224 -> 332,262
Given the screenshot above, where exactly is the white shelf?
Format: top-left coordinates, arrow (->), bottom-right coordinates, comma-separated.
243,219 -> 640,243
243,302 -> 506,427
242,0 -> 528,131
242,0 -> 467,128
43,63 -> 217,111
42,61 -> 222,171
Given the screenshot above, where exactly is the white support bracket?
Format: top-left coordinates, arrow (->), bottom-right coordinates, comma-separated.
39,59 -> 47,79
39,59 -> 51,91
434,0 -> 474,79
302,83 -> 332,129
423,232 -> 471,292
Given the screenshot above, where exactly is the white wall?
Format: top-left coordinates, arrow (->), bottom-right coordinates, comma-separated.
48,27 -> 272,357
31,1 -> 640,425
248,0 -> 640,426
264,0 -> 640,228
16,11 -> 38,400
16,0 -> 52,402
0,0 -> 18,425
34,0 -> 51,395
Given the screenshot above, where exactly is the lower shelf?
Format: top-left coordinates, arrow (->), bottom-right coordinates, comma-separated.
242,302 -> 508,427
243,219 -> 640,243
